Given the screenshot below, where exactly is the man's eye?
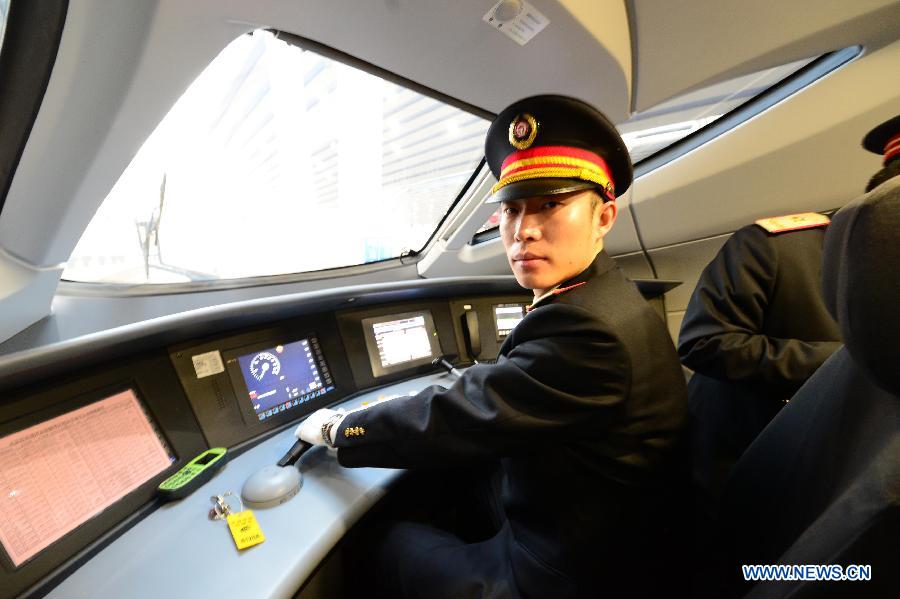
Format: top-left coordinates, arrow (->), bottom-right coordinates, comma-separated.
542,201 -> 559,210
502,207 -> 518,216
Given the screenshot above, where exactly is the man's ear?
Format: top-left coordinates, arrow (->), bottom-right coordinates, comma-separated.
596,198 -> 617,240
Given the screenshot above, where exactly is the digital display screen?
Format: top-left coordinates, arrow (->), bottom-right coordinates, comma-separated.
373,316 -> 433,368
494,304 -> 526,338
362,311 -> 442,377
236,337 -> 335,421
0,389 -> 174,567
193,453 -> 217,466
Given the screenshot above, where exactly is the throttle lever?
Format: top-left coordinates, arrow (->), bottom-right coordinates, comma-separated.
431,353 -> 462,379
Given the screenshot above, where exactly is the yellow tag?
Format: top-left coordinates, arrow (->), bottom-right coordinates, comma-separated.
226,510 -> 265,550
755,212 -> 830,234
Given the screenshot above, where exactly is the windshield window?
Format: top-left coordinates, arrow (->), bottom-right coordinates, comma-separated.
64,30 -> 488,284
618,57 -> 814,162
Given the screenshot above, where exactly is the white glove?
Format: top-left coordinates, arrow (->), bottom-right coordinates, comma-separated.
295,408 -> 345,446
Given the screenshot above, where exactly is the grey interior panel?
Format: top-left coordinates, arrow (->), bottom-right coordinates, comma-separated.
612,250 -> 655,280
652,234 -> 731,342
629,0 -> 900,110
632,38 -> 900,251
651,235 -> 730,315
666,310 -> 687,344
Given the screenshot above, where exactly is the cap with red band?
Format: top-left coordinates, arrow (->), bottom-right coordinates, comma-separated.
494,145 -> 616,201
484,95 -> 632,203
862,115 -> 900,166
884,134 -> 900,165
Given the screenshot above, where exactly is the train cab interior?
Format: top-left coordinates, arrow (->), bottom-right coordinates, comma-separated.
1,1 -> 898,597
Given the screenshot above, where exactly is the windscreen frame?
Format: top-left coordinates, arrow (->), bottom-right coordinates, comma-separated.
0,0 -> 69,220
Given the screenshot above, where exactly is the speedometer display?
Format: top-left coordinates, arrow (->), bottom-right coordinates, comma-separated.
249,351 -> 281,381
236,338 -> 335,421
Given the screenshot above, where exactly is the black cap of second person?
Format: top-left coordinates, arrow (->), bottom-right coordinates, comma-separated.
862,115 -> 900,166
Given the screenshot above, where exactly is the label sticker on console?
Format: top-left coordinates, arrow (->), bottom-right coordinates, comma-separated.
192,351 -> 225,378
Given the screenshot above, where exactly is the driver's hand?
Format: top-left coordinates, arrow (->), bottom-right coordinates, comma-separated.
295,408 -> 344,446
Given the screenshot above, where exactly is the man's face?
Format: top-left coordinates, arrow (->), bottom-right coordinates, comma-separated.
500,189 -> 616,297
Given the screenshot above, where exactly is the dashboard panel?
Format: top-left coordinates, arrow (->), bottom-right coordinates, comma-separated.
169,313 -> 356,449
0,276 -> 673,597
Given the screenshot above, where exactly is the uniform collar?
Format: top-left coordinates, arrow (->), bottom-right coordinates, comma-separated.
529,285 -> 561,309
527,250 -> 614,311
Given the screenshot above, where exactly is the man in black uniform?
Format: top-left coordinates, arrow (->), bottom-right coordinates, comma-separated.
678,211 -> 843,503
299,96 -> 688,598
710,113 -> 900,599
680,113 -> 900,503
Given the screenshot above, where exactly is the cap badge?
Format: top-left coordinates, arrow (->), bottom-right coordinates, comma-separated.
509,113 -> 538,150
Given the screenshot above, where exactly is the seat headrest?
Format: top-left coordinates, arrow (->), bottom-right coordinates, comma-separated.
822,176 -> 900,394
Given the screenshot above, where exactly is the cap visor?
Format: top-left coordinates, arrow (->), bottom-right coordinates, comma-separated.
486,178 -> 597,203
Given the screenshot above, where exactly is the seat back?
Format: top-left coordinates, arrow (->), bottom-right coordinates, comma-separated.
718,176 -> 900,598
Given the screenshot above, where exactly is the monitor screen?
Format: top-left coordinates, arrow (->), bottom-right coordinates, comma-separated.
494,304 -> 526,338
362,311 -> 442,377
0,389 -> 174,567
193,452 -> 218,466
236,337 -> 335,421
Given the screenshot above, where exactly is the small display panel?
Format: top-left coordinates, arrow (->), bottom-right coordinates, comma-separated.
374,317 -> 432,367
194,452 -> 218,466
236,337 -> 335,421
362,311 -> 442,377
494,304 -> 527,338
0,389 -> 174,567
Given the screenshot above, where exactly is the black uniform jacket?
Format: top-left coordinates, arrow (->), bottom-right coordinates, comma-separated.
678,224 -> 842,476
335,251 -> 688,591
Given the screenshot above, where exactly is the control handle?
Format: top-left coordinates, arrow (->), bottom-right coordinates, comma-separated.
277,439 -> 312,467
431,354 -> 462,379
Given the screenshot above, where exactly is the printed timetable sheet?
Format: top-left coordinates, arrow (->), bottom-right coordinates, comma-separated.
0,390 -> 173,566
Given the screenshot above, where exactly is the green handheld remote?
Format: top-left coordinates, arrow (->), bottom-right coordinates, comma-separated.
158,447 -> 228,501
